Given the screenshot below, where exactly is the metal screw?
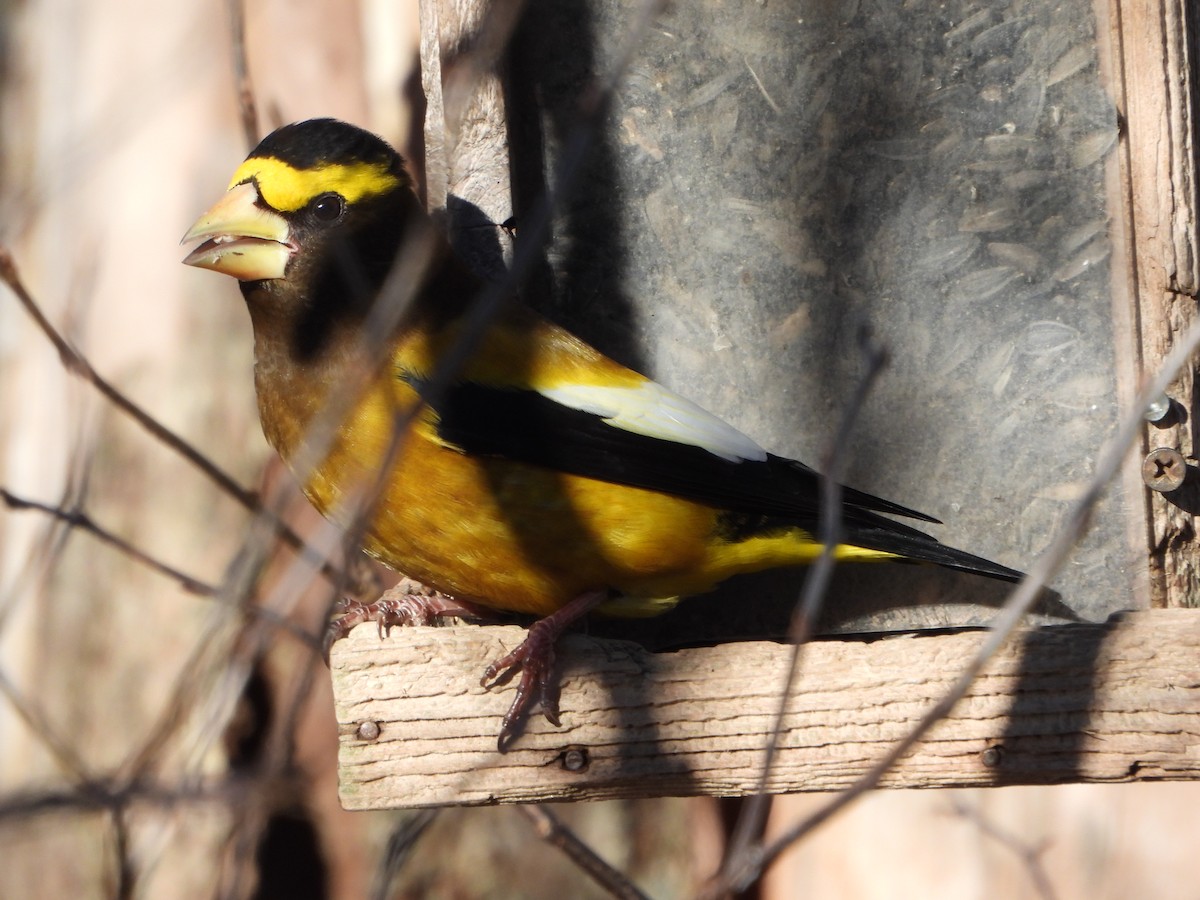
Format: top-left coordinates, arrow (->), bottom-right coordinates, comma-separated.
356,720 -> 381,741
980,746 -> 1003,768
1144,393 -> 1173,423
560,746 -> 589,772
1142,448 -> 1187,493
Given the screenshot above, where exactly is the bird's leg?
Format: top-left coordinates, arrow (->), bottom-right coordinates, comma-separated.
481,588 -> 609,751
324,577 -> 491,657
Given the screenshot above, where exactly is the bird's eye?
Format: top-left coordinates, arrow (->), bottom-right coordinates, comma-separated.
311,193 -> 345,222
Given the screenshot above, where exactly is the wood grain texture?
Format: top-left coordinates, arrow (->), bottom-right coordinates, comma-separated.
332,609 -> 1200,809
419,0 -> 515,276
1112,0 -> 1200,606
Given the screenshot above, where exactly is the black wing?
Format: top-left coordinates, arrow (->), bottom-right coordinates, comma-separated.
407,377 -> 1023,581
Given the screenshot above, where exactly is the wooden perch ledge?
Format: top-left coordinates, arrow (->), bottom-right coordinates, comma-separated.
332,609 -> 1200,809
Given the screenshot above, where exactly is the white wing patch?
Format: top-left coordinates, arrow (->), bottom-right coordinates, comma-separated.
537,381 -> 767,463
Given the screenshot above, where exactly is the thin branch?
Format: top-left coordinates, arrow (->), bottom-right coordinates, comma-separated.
0,771 -> 287,823
706,313 -> 1200,898
0,438 -> 92,633
227,0 -> 259,148
1,486 -> 216,596
2,477 -> 324,781
518,805 -> 651,900
948,799 -> 1057,900
0,482 -> 323,796
0,664 -> 93,783
723,328 -> 888,872
0,244 -> 347,585
0,246 -> 258,515
138,514 -> 337,870
227,1 -> 681,836
199,555 -> 344,899
370,810 -> 441,900
109,807 -> 136,900
440,0 -> 528,135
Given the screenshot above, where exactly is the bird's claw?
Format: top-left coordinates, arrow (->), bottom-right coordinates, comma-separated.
478,588 -> 609,750
323,578 -> 485,661
482,623 -> 562,751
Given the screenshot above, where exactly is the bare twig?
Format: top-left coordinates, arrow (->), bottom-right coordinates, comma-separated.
518,805 -> 651,900
0,771 -> 293,823
797,329 -> 890,647
204,535 -> 354,899
439,0 -> 528,136
948,799 -> 1057,900
213,17 -> 683,860
216,11 -> 678,858
227,0 -> 259,148
0,485 -> 318,800
723,328 -> 888,872
370,810 -> 441,900
109,807 -> 136,900
0,244 -> 346,585
1,487 -> 216,596
705,313 -> 1200,898
0,665 -> 92,783
0,441 -> 92,634
0,247 -> 257,516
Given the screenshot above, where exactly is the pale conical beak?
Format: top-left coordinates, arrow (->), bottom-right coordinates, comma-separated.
181,181 -> 294,281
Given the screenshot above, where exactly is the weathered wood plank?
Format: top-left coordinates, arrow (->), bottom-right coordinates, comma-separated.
333,609 -> 1200,808
1111,0 -> 1200,606
419,0 -> 514,274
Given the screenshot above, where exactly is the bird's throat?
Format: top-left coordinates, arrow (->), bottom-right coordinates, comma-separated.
244,287 -> 372,463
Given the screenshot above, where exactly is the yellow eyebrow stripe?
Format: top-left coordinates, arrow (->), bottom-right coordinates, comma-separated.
229,157 -> 399,212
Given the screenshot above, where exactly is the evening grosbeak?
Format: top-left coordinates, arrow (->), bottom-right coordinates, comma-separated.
183,119 -> 1020,748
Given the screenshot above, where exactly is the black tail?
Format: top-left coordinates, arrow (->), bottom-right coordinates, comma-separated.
848,524 -> 1023,582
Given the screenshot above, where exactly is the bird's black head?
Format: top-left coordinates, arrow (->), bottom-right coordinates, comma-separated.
183,118 -> 421,360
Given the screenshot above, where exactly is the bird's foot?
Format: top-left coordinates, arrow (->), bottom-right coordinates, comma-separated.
324,577 -> 487,658
480,588 -> 609,751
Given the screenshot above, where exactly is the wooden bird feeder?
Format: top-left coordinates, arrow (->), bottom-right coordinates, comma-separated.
333,0 -> 1200,807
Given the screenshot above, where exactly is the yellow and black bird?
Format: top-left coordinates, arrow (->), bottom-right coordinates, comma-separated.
183,118 -> 1020,745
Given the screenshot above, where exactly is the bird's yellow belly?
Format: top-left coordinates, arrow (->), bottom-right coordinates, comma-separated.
295,402 -> 721,616
272,381 -> 899,618
380,446 -> 725,614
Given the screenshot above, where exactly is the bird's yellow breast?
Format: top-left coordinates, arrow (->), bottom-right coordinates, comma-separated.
256,311 -> 898,618
292,375 -> 723,615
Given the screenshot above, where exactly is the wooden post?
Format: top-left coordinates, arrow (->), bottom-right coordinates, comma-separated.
1111,0 -> 1200,606
419,0 -> 515,274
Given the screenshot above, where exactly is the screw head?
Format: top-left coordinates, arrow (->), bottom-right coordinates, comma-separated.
1142,448 -> 1187,493
355,720 -> 381,741
1144,393 -> 1173,423
560,746 -> 589,772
